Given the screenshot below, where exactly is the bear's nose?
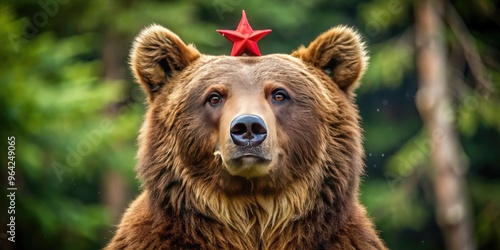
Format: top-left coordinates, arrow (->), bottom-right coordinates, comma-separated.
230,115 -> 267,147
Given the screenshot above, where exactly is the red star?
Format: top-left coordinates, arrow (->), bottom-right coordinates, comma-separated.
217,10 -> 272,56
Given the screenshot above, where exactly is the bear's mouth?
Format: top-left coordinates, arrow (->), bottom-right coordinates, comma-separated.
224,151 -> 272,178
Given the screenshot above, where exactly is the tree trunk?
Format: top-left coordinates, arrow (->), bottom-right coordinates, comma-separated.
101,30 -> 130,223
414,0 -> 475,250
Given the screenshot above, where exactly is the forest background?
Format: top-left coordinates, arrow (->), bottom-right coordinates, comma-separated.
1,0 -> 499,249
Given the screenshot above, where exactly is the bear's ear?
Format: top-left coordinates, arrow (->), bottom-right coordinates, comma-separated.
130,24 -> 200,100
292,26 -> 368,92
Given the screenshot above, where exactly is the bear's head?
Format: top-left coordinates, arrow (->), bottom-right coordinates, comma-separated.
131,24 -> 368,236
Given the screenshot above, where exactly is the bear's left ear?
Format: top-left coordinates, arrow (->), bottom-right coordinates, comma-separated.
130,24 -> 201,101
292,26 -> 368,92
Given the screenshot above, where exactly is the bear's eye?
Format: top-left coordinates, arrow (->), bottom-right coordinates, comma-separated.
272,89 -> 289,103
206,92 -> 223,106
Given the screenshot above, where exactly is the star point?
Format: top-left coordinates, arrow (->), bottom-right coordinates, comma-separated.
217,10 -> 272,56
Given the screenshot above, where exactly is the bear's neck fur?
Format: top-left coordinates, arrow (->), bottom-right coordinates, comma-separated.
143,174 -> 357,249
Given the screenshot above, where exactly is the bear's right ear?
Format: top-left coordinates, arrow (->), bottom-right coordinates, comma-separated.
130,24 -> 200,101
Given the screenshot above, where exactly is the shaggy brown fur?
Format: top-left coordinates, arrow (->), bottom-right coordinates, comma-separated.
105,24 -> 386,250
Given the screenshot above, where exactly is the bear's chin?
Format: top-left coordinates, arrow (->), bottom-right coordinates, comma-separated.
224,156 -> 272,178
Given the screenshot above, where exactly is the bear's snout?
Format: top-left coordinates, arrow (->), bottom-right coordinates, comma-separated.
230,114 -> 267,147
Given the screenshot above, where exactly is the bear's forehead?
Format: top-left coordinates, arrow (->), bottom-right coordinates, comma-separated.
204,54 -> 299,65
189,55 -> 312,87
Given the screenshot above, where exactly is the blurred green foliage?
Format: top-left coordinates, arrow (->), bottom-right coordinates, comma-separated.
0,0 -> 499,249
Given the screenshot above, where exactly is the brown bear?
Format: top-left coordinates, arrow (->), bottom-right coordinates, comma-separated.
105,24 -> 387,250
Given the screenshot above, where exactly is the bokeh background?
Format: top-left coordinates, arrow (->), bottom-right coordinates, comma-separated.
1,0 -> 499,249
